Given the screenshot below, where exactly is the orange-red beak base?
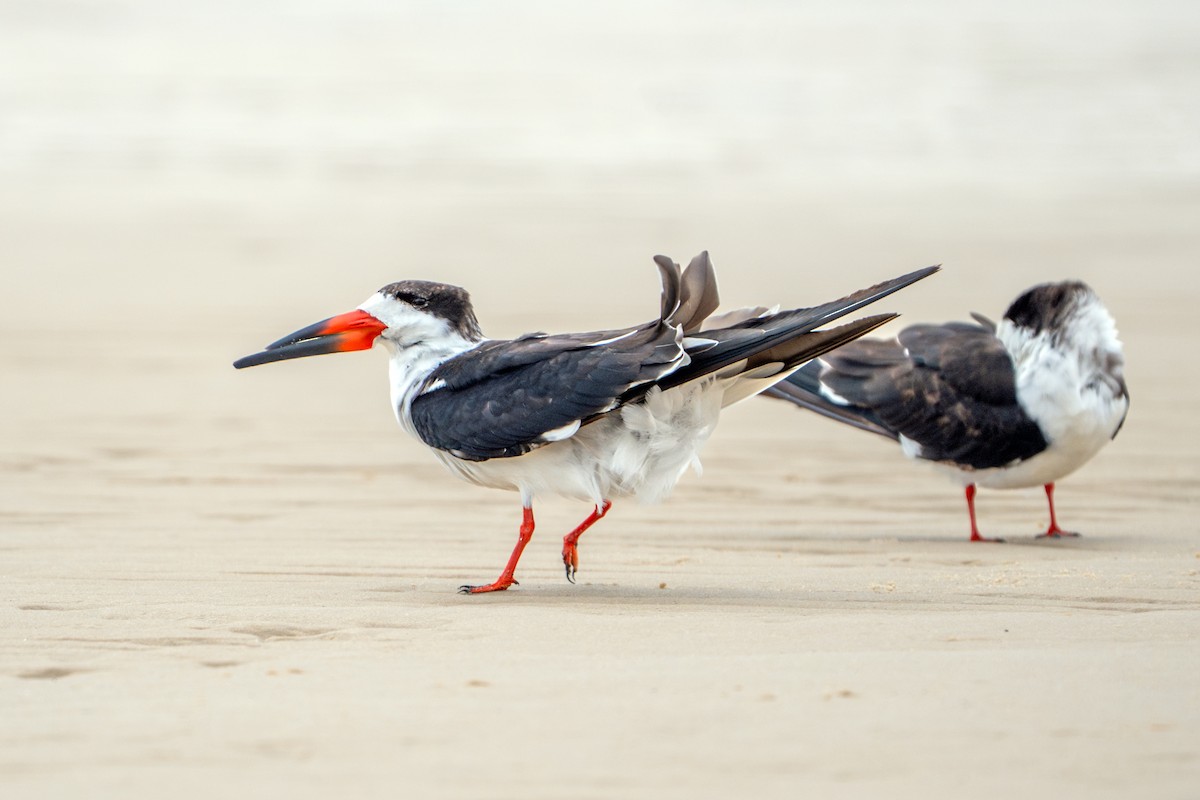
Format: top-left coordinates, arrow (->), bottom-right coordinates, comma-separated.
233,309 -> 387,369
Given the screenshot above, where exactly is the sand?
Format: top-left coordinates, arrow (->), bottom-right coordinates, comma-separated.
2,2 -> 1199,798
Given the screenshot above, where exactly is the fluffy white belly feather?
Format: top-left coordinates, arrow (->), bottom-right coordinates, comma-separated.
426,380 -> 725,505
925,419 -> 1117,490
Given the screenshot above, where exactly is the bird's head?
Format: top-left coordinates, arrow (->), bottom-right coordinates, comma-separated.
1004,281 -> 1090,333
1002,281 -> 1119,347
997,279 -> 1124,390
233,280 -> 482,369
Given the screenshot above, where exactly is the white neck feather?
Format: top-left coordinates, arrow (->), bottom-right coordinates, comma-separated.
996,294 -> 1126,444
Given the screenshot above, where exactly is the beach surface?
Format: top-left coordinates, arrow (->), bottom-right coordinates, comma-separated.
2,2 -> 1199,798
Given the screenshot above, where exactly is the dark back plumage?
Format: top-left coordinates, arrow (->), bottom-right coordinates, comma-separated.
409,253 -> 937,461
768,319 -> 1049,469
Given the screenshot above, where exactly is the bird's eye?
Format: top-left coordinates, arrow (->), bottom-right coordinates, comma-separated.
397,292 -> 428,308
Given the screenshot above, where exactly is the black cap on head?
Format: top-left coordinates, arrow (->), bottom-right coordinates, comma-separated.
379,280 -> 483,341
1003,281 -> 1095,334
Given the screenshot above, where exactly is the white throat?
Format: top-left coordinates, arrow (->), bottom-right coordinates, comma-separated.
355,290 -> 482,435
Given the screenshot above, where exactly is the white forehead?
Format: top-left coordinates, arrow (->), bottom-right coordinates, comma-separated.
357,291 -> 453,339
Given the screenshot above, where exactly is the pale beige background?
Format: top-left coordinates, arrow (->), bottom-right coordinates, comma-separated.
2,2 -> 1198,798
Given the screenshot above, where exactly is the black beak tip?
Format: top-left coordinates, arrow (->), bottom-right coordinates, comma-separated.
232,351 -> 270,369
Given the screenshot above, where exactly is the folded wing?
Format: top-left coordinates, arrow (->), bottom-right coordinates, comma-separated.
411,254 -> 937,461
768,319 -> 1049,469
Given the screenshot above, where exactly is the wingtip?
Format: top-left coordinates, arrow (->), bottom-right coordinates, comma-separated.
911,264 -> 941,281
858,311 -> 901,330
833,264 -> 940,317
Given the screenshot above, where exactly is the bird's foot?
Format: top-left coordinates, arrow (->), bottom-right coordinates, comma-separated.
563,543 -> 579,584
969,532 -> 1006,543
1036,527 -> 1080,539
458,577 -> 519,594
558,500 -> 610,585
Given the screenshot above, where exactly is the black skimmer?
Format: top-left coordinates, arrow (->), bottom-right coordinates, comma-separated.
765,280 -> 1129,542
234,253 -> 937,592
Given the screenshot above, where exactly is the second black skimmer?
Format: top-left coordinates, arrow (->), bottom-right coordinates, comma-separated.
234,253 -> 937,591
765,280 -> 1129,541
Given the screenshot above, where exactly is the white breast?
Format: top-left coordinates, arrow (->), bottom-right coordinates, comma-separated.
428,379 -> 727,506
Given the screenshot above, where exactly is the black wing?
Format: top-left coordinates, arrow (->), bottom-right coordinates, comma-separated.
770,320 -> 1048,469
621,265 -> 941,404
408,255 -> 698,461
409,326 -> 683,460
411,255 -> 938,462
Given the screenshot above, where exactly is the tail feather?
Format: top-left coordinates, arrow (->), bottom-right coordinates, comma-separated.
676,252 -> 722,333
652,255 -> 683,324
765,365 -> 899,440
633,255 -> 940,415
654,251 -> 723,334
718,313 -> 899,407
656,265 -> 939,395
748,314 -> 895,372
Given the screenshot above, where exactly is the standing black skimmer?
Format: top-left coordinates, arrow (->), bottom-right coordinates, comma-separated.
765,280 -> 1129,542
234,253 -> 937,592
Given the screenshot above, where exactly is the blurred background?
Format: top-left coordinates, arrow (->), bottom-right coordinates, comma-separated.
4,0 -> 1199,582
3,0 -> 1197,331
4,3 -> 1200,796
4,0 -> 1198,486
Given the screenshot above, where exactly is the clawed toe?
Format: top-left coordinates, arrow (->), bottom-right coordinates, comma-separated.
1037,530 -> 1081,539
562,547 -> 580,584
458,578 -> 518,594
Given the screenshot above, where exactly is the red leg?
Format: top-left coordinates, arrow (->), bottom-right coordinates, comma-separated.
562,500 -> 612,583
459,506 -> 536,594
1036,482 -> 1080,538
965,484 -> 1004,543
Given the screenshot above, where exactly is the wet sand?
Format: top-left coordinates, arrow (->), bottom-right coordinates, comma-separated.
3,2 -> 1199,798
